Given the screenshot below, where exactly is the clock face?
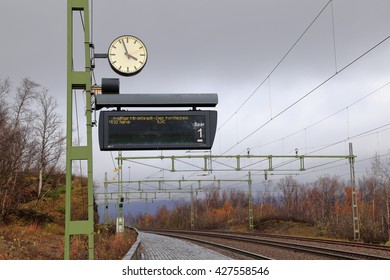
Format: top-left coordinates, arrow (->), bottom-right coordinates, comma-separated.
108,35 -> 148,76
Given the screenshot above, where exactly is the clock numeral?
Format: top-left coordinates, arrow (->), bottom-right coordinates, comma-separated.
134,66 -> 138,71
134,40 -> 138,44
139,46 -> 144,49
140,54 -> 145,56
139,61 -> 144,65
118,66 -> 122,71
112,61 -> 117,64
127,67 -> 129,73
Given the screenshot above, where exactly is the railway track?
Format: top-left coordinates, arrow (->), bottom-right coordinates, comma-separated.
226,231 -> 390,253
141,229 -> 390,260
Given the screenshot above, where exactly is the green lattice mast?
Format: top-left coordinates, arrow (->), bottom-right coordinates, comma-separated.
65,0 -> 94,259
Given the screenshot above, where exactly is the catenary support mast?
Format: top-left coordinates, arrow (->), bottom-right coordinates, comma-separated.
349,143 -> 360,240
65,0 -> 94,259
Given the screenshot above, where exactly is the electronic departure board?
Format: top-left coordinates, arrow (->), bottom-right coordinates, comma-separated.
99,110 -> 217,150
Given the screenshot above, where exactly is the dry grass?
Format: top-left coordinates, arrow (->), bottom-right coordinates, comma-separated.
95,225 -> 137,260
0,224 -> 64,259
255,219 -> 324,238
0,223 -> 137,260
0,183 -> 137,260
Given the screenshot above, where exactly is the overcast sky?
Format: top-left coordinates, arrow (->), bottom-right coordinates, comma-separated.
1,0 -> 390,196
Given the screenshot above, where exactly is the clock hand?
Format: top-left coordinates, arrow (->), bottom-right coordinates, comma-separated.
128,54 -> 138,61
121,39 -> 139,61
121,39 -> 131,59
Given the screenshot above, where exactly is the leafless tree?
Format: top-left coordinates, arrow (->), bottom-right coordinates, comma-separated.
315,175 -> 343,223
0,77 -> 11,134
367,153 -> 390,241
277,176 -> 301,219
34,89 -> 65,199
13,78 -> 40,125
0,78 -> 39,221
0,78 -> 65,222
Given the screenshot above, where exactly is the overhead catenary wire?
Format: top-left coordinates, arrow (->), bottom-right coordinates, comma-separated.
306,122 -> 390,155
91,2 -> 390,192
222,34 -> 390,155
217,0 -> 333,132
270,125 -> 390,181
330,0 -> 338,72
247,80 -> 390,154
208,120 -> 390,184
119,124 -> 390,190
298,151 -> 390,179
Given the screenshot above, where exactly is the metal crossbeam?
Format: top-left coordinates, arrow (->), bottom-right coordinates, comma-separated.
103,176 -> 254,230
117,150 -> 360,238
104,178 -> 250,190
119,154 -> 354,173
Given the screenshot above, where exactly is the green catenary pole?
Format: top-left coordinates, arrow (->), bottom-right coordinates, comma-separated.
349,143 -> 360,240
104,172 -> 108,224
65,0 -> 94,259
248,172 -> 254,230
117,151 -> 124,233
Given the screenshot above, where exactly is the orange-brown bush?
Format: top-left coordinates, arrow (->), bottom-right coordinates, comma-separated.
139,165 -> 390,244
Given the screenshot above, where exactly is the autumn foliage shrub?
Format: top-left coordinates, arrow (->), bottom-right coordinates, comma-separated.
138,160 -> 390,244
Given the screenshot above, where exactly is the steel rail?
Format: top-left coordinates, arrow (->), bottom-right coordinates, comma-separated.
143,229 -> 390,260
238,232 -> 390,252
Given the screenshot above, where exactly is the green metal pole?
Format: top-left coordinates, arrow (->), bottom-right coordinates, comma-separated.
190,185 -> 195,229
104,172 -> 108,224
145,193 -> 149,218
248,172 -> 254,231
65,0 -> 94,260
349,143 -> 360,240
117,151 -> 124,233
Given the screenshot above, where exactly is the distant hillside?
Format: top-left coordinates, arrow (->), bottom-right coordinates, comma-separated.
97,200 -> 176,224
